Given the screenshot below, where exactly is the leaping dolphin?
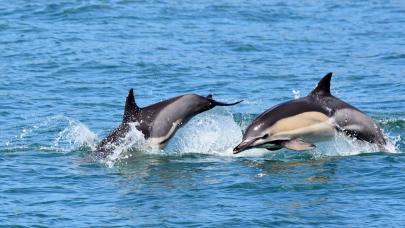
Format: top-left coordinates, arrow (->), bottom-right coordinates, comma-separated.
97,89 -> 242,154
233,72 -> 387,154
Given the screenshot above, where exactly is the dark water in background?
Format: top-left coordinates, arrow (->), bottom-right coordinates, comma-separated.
1,0 -> 405,226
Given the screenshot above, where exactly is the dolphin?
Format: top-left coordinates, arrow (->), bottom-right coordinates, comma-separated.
96,89 -> 242,154
233,72 -> 387,154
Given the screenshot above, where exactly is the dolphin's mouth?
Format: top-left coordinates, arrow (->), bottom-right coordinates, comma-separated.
234,139 -> 280,154
233,139 -> 256,154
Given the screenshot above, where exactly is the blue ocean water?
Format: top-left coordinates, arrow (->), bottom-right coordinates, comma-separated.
1,0 -> 405,226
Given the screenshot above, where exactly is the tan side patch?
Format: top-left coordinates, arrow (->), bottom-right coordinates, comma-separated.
269,112 -> 334,140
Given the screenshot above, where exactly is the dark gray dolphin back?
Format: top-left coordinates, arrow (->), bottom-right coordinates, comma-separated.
309,73 -> 386,145
243,97 -> 329,140
243,73 -> 335,140
309,73 -> 361,113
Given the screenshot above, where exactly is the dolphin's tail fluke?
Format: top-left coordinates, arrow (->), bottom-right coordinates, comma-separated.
212,99 -> 243,106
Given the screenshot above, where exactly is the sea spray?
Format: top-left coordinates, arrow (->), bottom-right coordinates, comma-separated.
4,113 -> 400,166
102,122 -> 149,168
164,109 -> 242,156
2,115 -> 98,153
54,118 -> 99,152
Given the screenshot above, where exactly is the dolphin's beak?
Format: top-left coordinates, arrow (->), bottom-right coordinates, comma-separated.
233,138 -> 255,154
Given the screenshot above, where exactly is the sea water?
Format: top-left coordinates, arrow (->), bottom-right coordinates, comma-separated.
0,0 -> 404,226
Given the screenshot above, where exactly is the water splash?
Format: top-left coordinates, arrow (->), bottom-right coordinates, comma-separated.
164,110 -> 271,158
53,118 -> 99,152
2,115 -> 98,153
2,113 -> 401,167
101,123 -> 149,168
379,117 -> 405,131
292,89 -> 301,99
310,130 -> 399,159
165,110 -> 241,156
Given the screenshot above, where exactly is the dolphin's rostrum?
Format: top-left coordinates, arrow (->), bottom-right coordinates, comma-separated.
233,73 -> 387,154
96,89 -> 242,155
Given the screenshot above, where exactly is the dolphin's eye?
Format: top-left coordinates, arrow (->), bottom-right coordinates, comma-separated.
262,134 -> 269,139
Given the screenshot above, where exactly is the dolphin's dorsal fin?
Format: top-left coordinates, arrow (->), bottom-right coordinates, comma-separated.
123,88 -> 140,123
206,94 -> 213,99
310,72 -> 333,96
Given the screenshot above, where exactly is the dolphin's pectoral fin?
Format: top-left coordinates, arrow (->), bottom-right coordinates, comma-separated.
123,88 -> 140,123
266,147 -> 282,151
280,138 -> 316,151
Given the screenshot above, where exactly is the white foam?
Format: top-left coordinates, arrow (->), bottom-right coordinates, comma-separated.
53,118 -> 99,152
382,133 -> 401,153
311,131 -> 398,158
102,123 -> 150,168
3,115 -> 100,153
10,112 -> 399,168
292,89 -> 301,99
164,109 -> 242,156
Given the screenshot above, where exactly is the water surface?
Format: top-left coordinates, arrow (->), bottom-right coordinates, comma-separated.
1,0 -> 404,226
